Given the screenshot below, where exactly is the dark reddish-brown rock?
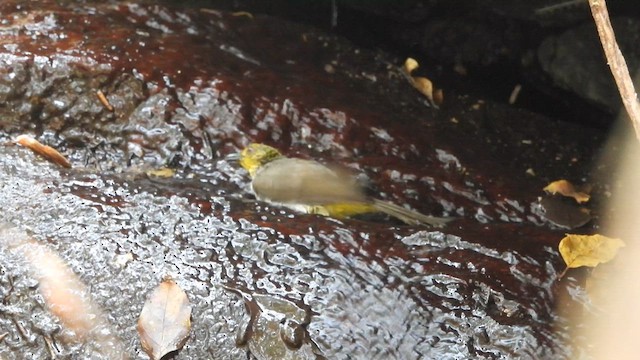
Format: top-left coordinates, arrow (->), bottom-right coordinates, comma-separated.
0,1 -> 608,359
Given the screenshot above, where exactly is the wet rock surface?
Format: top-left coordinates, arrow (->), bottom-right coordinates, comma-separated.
0,1 -> 610,359
538,16 -> 640,112
270,0 -> 639,126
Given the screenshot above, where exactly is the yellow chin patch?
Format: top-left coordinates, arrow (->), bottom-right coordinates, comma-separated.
239,150 -> 262,177
239,143 -> 283,177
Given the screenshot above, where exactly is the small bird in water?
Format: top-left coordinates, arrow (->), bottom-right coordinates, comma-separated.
237,143 -> 451,226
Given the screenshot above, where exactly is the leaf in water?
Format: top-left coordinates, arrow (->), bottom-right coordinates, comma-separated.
0,226 -> 125,357
146,168 -> 176,178
28,246 -> 97,338
543,179 -> 590,203
138,279 -> 192,360
558,234 -> 625,278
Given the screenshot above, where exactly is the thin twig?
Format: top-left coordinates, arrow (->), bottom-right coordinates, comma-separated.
96,90 -> 114,112
535,0 -> 586,15
43,335 -> 57,359
588,0 -> 640,140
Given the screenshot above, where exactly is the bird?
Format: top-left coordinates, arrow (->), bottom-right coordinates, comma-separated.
237,143 -> 451,226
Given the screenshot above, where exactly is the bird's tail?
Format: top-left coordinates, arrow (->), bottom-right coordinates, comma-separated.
372,199 -> 452,227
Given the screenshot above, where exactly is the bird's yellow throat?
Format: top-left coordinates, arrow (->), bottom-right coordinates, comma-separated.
239,143 -> 283,177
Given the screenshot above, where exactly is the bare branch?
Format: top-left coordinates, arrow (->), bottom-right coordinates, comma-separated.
589,0 -> 640,140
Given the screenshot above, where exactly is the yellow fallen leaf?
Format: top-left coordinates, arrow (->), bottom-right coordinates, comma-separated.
138,279 -> 192,360
558,234 -> 624,278
543,179 -> 590,203
403,57 -> 419,74
412,77 -> 434,101
146,168 -> 175,178
402,58 -> 442,108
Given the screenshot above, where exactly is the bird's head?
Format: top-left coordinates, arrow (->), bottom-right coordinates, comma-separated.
239,143 -> 283,177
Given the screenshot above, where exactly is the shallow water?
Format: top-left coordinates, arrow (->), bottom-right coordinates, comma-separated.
0,144 -> 573,359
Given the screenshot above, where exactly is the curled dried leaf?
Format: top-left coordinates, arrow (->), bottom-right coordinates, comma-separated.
543,179 -> 590,203
14,135 -> 71,168
138,279 -> 192,360
433,88 -> 444,107
402,58 -> 442,108
412,77 -> 434,100
403,57 -> 419,74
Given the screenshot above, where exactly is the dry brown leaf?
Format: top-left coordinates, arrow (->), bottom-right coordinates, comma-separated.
403,57 -> 419,74
14,135 -> 71,168
558,233 -> 624,278
543,179 -> 590,203
433,88 -> 444,107
138,279 -> 192,360
402,58 -> 442,108
412,77 -> 434,101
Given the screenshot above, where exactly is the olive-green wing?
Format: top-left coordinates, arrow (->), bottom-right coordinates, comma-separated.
372,199 -> 452,227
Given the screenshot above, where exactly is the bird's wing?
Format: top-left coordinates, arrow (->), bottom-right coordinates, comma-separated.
372,199 -> 452,227
251,158 -> 367,205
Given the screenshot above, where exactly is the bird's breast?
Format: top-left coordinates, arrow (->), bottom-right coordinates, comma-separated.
251,158 -> 366,205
